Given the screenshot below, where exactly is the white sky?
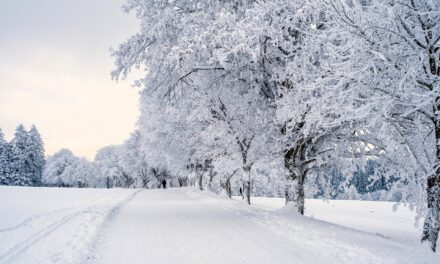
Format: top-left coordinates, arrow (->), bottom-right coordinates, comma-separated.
0,0 -> 141,160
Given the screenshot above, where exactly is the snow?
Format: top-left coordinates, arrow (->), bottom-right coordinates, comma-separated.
0,186 -> 137,264
246,197 -> 424,244
1,186 -> 439,264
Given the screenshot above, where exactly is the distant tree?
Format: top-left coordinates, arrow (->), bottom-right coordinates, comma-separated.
0,128 -> 6,184
118,131 -> 151,188
0,128 -> 5,148
313,168 -> 346,200
10,125 -> 32,186
150,167 -> 171,189
43,149 -> 75,186
106,176 -> 112,189
350,161 -> 396,196
27,125 -> 45,186
95,145 -> 127,188
0,128 -> 13,185
43,149 -> 96,187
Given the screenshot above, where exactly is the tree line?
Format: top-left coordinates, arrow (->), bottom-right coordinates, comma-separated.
41,132 -> 179,189
0,126 -> 178,190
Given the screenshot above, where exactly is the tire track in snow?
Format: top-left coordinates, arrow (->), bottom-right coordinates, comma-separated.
0,206 -> 77,234
85,189 -> 142,263
0,196 -> 106,235
0,194 -> 127,264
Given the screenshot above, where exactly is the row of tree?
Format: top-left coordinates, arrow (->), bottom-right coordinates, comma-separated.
109,0 -> 440,251
42,131 -> 179,189
0,125 -> 45,186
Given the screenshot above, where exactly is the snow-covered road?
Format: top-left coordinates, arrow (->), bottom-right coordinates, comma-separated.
91,188 -> 438,264
1,187 -> 439,264
91,189 -> 320,264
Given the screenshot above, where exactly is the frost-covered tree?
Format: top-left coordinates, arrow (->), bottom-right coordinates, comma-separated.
0,128 -> 12,185
95,145 -> 135,188
195,84 -> 278,204
6,125 -> 46,186
196,0 -> 385,212
118,131 -> 152,188
10,125 -> 32,186
315,0 -> 440,251
0,129 -> 6,184
43,149 -> 96,187
136,93 -> 198,185
27,125 -> 45,186
113,0 -> 283,203
0,129 -> 5,149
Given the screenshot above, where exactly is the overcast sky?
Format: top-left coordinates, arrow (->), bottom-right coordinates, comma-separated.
0,0 -> 140,159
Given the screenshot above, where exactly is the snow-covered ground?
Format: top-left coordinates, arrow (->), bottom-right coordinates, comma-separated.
247,196 -> 424,245
0,187 -> 139,264
0,187 -> 438,264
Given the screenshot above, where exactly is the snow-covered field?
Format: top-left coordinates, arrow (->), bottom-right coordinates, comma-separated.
0,187 -> 138,264
0,187 -> 438,264
247,196 -> 424,245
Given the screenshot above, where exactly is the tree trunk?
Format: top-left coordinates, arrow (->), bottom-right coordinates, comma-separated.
244,168 -> 251,205
421,173 -> 440,252
285,169 -> 305,215
284,141 -> 307,215
106,176 -> 111,189
225,177 -> 232,198
422,109 -> 440,251
244,180 -> 251,204
285,172 -> 295,205
296,169 -> 305,215
197,171 -> 204,191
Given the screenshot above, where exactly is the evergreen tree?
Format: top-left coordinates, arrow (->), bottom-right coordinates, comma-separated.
0,128 -> 12,185
0,128 -> 5,145
27,125 -> 45,186
10,124 -> 32,186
